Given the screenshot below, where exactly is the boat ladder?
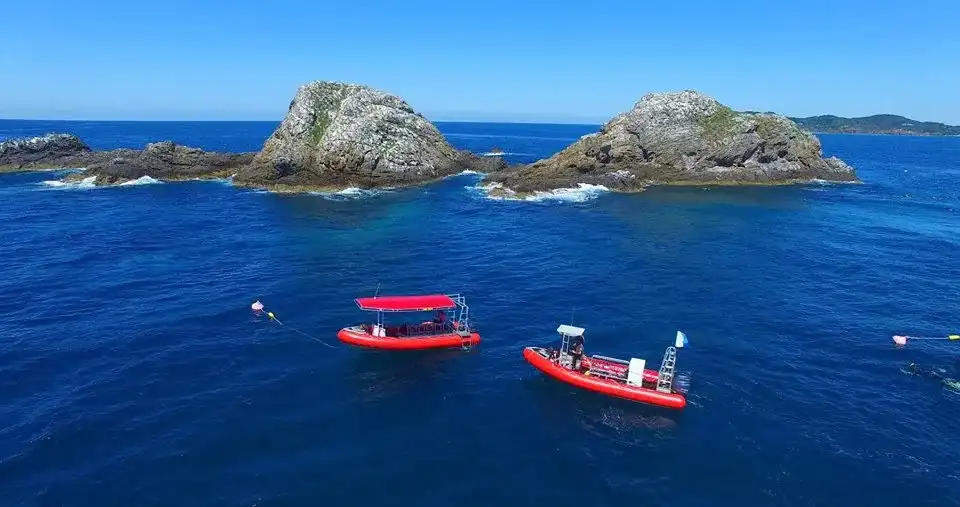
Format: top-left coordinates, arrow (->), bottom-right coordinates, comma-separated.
656,346 -> 677,393
459,330 -> 473,350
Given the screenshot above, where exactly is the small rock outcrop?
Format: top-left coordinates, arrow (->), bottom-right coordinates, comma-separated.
235,81 -> 503,190
487,91 -> 858,193
0,133 -> 253,185
84,141 -> 254,185
0,134 -> 92,171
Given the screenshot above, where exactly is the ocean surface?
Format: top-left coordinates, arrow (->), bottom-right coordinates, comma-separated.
1,119 -> 959,506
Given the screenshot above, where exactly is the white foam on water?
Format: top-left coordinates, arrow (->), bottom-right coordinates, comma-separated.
480,152 -> 531,157
445,170 -> 487,180
40,176 -> 97,189
118,176 -> 162,186
473,182 -> 514,201
308,187 -> 388,201
805,178 -> 858,185
189,174 -> 235,185
474,182 -> 609,203
526,183 -> 610,202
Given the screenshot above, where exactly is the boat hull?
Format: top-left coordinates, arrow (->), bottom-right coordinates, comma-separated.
338,327 -> 480,350
523,347 -> 686,409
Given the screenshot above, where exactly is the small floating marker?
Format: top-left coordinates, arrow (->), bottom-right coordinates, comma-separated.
892,334 -> 959,347
249,300 -> 335,348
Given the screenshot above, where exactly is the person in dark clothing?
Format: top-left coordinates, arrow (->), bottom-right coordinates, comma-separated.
570,335 -> 585,371
907,362 -> 943,379
907,362 -> 960,392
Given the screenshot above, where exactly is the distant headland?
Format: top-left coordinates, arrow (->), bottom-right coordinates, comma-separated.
0,81 -> 860,194
787,114 -> 960,136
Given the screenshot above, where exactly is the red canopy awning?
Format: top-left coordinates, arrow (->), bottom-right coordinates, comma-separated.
354,294 -> 457,312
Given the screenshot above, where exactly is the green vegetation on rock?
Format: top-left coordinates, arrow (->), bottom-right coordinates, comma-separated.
310,114 -> 331,145
699,106 -> 739,142
754,116 -> 779,139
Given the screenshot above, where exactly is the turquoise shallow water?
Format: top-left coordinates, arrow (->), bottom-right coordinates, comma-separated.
1,120 -> 959,506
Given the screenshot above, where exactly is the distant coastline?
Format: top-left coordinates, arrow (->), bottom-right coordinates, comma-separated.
779,114 -> 959,136
2,116 -> 959,137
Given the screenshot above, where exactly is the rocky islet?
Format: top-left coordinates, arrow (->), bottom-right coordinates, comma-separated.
484,91 -> 859,195
1,84 -> 858,192
232,81 -> 503,191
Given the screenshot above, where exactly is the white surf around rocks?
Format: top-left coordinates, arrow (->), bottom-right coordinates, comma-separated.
40,176 -> 98,190
118,176 -> 163,186
308,187 -> 392,201
474,181 -> 609,203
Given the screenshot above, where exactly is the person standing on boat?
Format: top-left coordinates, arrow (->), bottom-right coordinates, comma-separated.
570,334 -> 585,371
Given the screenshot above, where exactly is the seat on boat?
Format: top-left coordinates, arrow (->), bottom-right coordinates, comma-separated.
585,357 -> 629,377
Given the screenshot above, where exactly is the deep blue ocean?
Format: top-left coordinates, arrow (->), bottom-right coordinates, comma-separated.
1,119 -> 958,506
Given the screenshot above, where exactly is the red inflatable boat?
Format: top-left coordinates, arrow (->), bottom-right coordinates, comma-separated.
337,293 -> 480,350
524,324 -> 687,409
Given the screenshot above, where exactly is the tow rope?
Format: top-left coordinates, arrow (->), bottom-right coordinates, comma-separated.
251,300 -> 338,349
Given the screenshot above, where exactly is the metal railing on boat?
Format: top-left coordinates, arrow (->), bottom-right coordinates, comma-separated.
395,322 -> 455,337
592,355 -> 629,365
584,355 -> 630,381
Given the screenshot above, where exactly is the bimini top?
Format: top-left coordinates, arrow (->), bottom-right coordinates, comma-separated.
557,324 -> 585,337
355,294 -> 457,312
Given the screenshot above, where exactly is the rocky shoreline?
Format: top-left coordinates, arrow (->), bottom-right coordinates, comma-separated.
0,83 -> 858,194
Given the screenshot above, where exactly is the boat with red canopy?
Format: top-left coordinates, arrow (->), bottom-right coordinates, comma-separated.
523,324 -> 687,409
337,293 -> 480,350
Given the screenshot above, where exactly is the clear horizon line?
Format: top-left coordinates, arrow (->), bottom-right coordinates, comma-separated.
2,112 -> 956,127
0,117 -> 606,126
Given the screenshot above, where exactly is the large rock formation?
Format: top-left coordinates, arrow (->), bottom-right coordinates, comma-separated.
0,133 -> 253,184
234,81 -> 503,190
0,134 -> 92,171
487,91 -> 858,193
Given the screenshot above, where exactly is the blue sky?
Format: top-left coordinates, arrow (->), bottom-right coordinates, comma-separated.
1,0 -> 958,123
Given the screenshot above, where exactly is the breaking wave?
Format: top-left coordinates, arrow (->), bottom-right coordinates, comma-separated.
805,178 -> 858,185
480,151 -> 532,157
309,187 -> 389,201
475,182 -> 609,203
40,176 -> 98,189
119,176 -> 162,186
527,183 -> 610,202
